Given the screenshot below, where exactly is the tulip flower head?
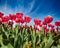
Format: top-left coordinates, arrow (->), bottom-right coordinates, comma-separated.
15,18 -> 24,23
42,21 -> 47,25
9,14 -> 16,20
48,23 -> 54,28
34,18 -> 41,25
38,22 -> 43,27
16,12 -> 23,18
44,15 -> 53,24
15,18 -> 20,23
24,16 -> 31,23
19,18 -> 25,23
55,21 -> 60,26
2,16 -> 9,22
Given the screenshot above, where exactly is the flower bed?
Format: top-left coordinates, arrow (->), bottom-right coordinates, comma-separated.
0,12 -> 60,48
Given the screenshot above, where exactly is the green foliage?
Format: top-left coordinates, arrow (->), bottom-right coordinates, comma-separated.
0,24 -> 60,48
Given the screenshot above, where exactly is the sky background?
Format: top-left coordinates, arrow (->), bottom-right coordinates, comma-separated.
0,0 -> 60,24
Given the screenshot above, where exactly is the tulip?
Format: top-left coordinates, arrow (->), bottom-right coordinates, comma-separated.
44,15 -> 53,24
24,16 -> 31,23
20,18 -> 25,24
34,18 -> 41,25
9,14 -> 16,20
55,21 -> 60,26
55,20 -> 60,32
48,23 -> 54,28
15,18 -> 20,23
0,12 -> 4,18
42,21 -> 47,25
2,16 -> 9,22
16,12 -> 23,18
15,18 -> 25,23
39,23 -> 42,27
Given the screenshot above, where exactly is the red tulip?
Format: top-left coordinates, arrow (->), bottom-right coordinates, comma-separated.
48,23 -> 54,28
42,21 -> 47,25
44,15 -> 53,24
55,21 -> 60,26
9,14 -> 16,20
16,12 -> 23,18
0,18 -> 2,23
0,12 -> 4,18
39,23 -> 42,27
2,16 -> 9,22
15,18 -> 24,23
15,18 -> 20,23
24,16 -> 31,23
55,21 -> 60,32
34,18 -> 41,25
20,18 -> 25,23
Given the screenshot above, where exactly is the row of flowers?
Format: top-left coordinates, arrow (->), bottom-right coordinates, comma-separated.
0,12 -> 60,48
0,12 -> 60,33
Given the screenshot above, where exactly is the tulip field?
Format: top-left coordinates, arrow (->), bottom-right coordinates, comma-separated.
0,12 -> 60,48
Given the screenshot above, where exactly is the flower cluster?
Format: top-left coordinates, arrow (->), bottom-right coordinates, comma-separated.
0,12 -> 60,48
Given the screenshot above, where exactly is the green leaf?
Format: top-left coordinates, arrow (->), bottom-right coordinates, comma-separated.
1,43 -> 13,48
7,43 -> 13,48
44,38 -> 54,48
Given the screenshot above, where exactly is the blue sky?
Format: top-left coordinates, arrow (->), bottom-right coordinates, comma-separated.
0,0 -> 60,24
